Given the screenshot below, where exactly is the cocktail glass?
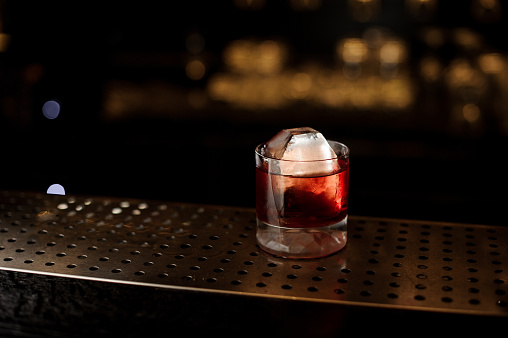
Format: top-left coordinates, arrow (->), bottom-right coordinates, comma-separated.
255,140 -> 349,258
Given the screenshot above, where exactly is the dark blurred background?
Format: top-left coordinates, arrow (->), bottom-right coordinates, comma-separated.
1,0 -> 508,226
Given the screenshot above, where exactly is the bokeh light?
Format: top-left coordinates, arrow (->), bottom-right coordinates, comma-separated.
234,0 -> 266,10
405,0 -> 438,22
42,100 -> 61,119
478,53 -> 505,74
0,33 -> 10,52
348,0 -> 380,22
47,184 -> 65,196
289,0 -> 322,11
420,56 -> 443,83
379,40 -> 407,65
186,59 -> 206,80
471,0 -> 502,23
463,103 -> 481,123
338,38 -> 369,64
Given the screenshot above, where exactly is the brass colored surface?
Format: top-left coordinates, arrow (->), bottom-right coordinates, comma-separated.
0,191 -> 506,316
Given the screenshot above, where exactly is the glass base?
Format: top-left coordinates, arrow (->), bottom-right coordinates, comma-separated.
256,217 -> 347,259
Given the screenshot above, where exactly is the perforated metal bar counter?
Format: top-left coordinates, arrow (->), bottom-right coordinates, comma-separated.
0,190 -> 506,336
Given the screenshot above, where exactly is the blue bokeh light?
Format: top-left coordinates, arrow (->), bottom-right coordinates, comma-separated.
42,100 -> 60,119
47,184 -> 65,195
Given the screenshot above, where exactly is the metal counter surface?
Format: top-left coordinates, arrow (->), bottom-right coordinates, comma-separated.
0,190 -> 505,320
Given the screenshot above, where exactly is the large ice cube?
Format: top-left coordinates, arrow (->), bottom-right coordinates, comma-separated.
264,127 -> 338,176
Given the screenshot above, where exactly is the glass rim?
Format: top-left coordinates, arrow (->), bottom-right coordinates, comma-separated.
255,140 -> 349,163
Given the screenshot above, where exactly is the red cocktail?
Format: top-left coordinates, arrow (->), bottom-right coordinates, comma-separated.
255,136 -> 349,258
256,163 -> 348,228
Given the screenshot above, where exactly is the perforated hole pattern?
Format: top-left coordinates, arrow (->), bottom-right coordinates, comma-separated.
0,191 -> 507,316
